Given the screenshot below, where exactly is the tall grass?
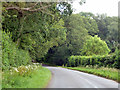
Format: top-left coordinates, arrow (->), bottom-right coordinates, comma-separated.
2,64 -> 51,88
65,66 -> 119,82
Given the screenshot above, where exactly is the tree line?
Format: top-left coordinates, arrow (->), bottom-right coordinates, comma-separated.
45,12 -> 119,66
2,2 -> 119,69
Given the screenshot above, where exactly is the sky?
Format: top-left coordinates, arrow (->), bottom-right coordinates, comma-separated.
72,0 -> 120,17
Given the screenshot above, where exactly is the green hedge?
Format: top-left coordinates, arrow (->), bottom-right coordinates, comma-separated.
67,52 -> 120,69
2,31 -> 31,70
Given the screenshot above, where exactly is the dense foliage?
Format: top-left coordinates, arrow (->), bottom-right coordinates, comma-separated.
2,1 -> 119,89
2,31 -> 31,70
80,12 -> 119,51
2,2 -> 72,69
81,35 -> 110,56
46,13 -> 119,66
2,2 -> 119,69
67,49 -> 120,69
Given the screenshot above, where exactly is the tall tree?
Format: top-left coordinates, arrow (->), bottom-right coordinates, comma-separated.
2,2 -> 72,61
45,14 -> 89,65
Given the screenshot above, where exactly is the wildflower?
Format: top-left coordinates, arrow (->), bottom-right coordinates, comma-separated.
31,67 -> 33,70
25,66 -> 28,69
28,65 -> 31,68
13,67 -> 19,72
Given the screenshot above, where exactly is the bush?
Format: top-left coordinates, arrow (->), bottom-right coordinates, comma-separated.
81,35 -> 110,56
2,31 -> 31,70
67,52 -> 120,69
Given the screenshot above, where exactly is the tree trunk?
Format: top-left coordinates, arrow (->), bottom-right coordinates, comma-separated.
16,16 -> 26,46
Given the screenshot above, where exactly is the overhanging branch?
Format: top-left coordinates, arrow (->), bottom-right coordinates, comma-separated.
6,4 -> 54,16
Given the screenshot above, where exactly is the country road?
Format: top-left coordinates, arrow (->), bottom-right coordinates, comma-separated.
45,66 -> 119,88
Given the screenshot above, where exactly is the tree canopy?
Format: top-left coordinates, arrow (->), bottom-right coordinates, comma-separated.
2,2 -> 119,67
81,35 -> 110,56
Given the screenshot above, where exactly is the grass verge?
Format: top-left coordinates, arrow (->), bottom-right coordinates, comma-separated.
64,66 -> 119,83
2,65 -> 51,88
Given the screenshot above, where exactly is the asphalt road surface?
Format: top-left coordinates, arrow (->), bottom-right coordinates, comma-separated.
45,66 -> 118,88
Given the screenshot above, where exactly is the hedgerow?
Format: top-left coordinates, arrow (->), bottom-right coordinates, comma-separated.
67,51 -> 120,69
2,31 -> 31,70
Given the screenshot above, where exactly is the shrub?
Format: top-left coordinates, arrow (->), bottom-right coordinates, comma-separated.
67,52 -> 120,69
81,35 -> 110,56
2,31 -> 31,70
